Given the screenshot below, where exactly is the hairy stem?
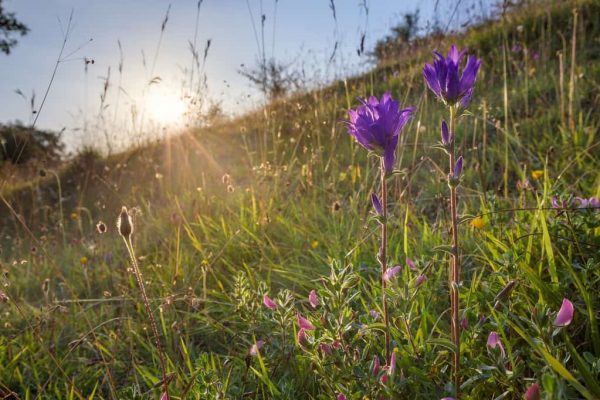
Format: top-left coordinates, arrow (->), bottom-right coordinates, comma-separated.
449,107 -> 461,394
380,158 -> 391,362
124,237 -> 170,399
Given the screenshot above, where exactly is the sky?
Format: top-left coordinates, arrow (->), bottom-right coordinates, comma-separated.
0,0 -> 494,150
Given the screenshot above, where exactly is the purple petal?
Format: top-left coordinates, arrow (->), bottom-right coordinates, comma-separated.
406,257 -> 416,270
337,394 -> 347,400
371,192 -> 383,216
383,134 -> 398,173
308,289 -> 318,308
441,120 -> 451,145
423,63 -> 441,97
369,309 -> 379,319
297,314 -> 316,330
383,265 -> 402,281
554,298 -> 574,327
415,274 -> 427,287
263,295 -> 277,310
551,196 -> 561,209
459,55 -> 481,95
524,383 -> 541,400
454,156 -> 464,177
589,197 -> 599,209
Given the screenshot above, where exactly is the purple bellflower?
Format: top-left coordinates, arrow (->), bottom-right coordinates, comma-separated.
423,45 -> 481,109
345,92 -> 414,173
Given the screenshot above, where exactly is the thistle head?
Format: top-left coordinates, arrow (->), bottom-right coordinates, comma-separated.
117,206 -> 133,238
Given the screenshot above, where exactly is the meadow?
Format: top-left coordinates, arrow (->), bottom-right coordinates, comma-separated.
1,1 -> 600,399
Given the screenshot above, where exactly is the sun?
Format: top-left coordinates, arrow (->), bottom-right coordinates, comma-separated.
146,91 -> 187,126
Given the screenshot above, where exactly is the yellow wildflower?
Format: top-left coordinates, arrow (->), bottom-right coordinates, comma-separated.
531,170 -> 544,180
311,240 -> 319,249
470,217 -> 485,229
80,256 -> 88,265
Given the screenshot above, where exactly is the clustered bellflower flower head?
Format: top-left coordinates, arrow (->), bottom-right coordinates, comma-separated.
423,45 -> 481,109
345,92 -> 414,173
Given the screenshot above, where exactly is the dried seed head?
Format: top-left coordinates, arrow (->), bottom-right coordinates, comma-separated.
222,173 -> 230,185
42,278 -> 50,296
331,201 -> 341,213
227,185 -> 235,193
39,169 -> 47,177
0,290 -> 8,303
117,206 -> 133,238
96,221 -> 107,234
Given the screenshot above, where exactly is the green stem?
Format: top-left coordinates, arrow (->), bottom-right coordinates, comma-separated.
449,107 -> 461,395
380,158 -> 391,362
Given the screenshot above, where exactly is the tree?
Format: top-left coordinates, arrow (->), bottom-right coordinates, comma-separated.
0,0 -> 29,55
0,123 -> 64,165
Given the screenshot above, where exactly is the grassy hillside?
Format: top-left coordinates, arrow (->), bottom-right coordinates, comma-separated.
1,1 -> 600,398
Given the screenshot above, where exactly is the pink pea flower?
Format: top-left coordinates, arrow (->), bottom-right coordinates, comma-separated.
554,298 -> 574,327
249,340 -> 265,356
297,314 -> 315,330
263,295 -> 277,310
389,351 -> 397,376
415,274 -> 427,287
383,265 -> 402,281
371,355 -> 380,376
319,343 -> 332,355
337,394 -> 346,400
487,331 -> 506,358
309,289 -> 318,308
160,392 -> 169,400
524,383 -> 541,400
406,257 -> 416,270
460,317 -> 468,330
297,328 -> 308,345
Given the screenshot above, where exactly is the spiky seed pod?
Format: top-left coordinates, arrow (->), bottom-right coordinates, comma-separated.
117,207 -> 133,238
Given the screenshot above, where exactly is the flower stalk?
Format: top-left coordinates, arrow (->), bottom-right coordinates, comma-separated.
379,158 -> 391,361
448,105 -> 461,392
118,207 -> 170,399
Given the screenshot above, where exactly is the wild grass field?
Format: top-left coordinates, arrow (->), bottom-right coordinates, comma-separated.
1,1 -> 600,399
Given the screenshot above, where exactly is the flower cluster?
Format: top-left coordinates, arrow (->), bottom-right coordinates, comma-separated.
345,92 -> 414,172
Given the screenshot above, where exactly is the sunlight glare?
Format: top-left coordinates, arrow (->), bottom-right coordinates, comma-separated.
146,92 -> 187,126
